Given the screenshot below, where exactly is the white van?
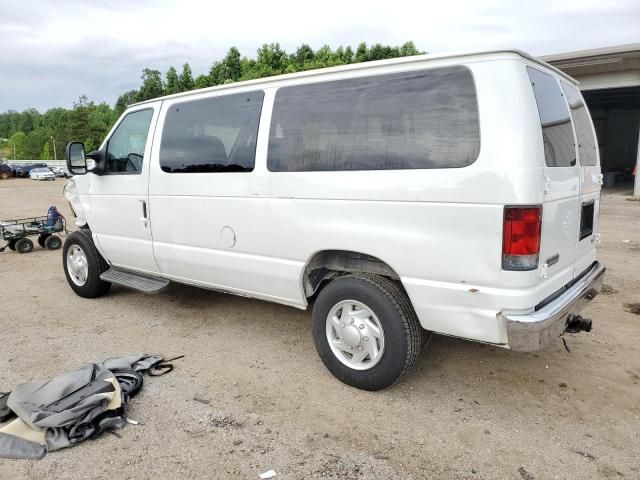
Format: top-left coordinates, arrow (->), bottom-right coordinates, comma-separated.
63,50 -> 605,390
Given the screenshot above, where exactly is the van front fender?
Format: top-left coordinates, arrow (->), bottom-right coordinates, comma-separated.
63,178 -> 88,227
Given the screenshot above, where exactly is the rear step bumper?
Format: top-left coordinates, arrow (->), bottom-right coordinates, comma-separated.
501,261 -> 605,352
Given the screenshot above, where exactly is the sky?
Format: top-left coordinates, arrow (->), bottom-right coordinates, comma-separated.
0,0 -> 638,112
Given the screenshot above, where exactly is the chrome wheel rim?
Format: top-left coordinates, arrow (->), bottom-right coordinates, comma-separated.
67,245 -> 88,286
326,300 -> 385,371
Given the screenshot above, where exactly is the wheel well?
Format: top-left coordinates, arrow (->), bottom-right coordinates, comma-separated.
302,250 -> 400,297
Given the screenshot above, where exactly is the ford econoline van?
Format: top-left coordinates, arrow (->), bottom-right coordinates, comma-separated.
63,50 -> 604,390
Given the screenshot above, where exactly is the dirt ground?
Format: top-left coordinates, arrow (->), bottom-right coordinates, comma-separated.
0,178 -> 638,480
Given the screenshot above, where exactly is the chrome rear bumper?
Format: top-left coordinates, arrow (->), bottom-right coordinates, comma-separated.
501,262 -> 605,352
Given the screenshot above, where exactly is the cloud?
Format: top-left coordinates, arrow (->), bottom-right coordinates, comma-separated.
0,0 -> 638,111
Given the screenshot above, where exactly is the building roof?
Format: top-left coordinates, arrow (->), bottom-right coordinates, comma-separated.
541,44 -> 640,91
541,43 -> 640,66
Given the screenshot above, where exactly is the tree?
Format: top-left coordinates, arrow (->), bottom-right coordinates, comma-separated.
194,74 -> 212,89
355,42 -> 369,63
137,69 -> 164,101
256,43 -> 287,76
41,141 -> 52,160
400,41 -> 422,57
342,46 -> 354,64
294,44 -> 315,68
165,66 -> 179,95
84,139 -> 97,153
115,90 -> 138,116
220,47 -> 242,82
24,127 -> 48,158
8,132 -> 26,159
178,63 -> 194,92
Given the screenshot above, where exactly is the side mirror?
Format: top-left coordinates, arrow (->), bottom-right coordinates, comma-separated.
66,142 -> 87,175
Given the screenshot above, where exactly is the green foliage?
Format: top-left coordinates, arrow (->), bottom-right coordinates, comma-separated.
137,69 -> 164,102
165,66 -> 179,95
178,63 -> 194,92
0,40 -> 423,160
115,90 -> 138,116
8,132 -> 26,159
41,141 -> 52,160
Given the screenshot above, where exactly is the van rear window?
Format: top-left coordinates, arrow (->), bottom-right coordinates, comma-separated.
268,66 -> 480,172
561,83 -> 598,166
527,67 -> 576,168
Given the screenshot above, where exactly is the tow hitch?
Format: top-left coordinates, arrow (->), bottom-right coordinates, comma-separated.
565,314 -> 592,333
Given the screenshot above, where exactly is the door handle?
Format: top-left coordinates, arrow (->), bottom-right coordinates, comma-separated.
140,200 -> 148,227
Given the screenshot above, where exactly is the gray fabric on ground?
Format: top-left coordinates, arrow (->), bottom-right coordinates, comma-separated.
0,432 -> 46,459
0,353 -> 164,459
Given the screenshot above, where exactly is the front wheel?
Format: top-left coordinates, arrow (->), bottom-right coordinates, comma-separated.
312,273 -> 424,391
62,230 -> 111,298
15,238 -> 33,254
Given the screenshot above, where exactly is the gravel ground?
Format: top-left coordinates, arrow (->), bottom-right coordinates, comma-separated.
0,178 -> 639,480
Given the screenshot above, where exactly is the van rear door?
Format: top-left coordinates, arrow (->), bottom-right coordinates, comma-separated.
527,66 -> 581,284
560,82 -> 602,276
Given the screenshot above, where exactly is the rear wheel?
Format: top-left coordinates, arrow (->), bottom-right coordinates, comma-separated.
15,238 -> 34,254
45,235 -> 62,250
63,230 -> 111,298
8,240 -> 16,251
312,273 -> 424,391
38,233 -> 51,248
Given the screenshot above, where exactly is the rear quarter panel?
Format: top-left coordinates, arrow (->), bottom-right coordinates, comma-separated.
262,58 -> 548,344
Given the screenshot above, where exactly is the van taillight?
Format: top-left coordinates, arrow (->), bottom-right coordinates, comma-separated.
502,206 -> 542,271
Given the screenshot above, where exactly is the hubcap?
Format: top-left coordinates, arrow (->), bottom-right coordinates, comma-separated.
67,245 -> 88,286
326,300 -> 385,371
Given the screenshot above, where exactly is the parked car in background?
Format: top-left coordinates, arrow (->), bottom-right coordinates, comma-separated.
7,163 -> 20,176
51,166 -> 71,178
29,167 -> 56,181
15,163 -> 47,178
0,164 -> 11,179
63,49 -> 604,391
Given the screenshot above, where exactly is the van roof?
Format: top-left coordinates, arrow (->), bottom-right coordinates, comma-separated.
132,49 -> 577,107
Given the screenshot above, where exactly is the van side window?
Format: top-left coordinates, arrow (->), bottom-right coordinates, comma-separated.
159,91 -> 264,173
105,109 -> 154,174
526,67 -> 575,168
561,83 -> 598,166
267,66 -> 480,171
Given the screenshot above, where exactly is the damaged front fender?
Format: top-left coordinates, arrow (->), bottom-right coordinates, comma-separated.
63,178 -> 88,227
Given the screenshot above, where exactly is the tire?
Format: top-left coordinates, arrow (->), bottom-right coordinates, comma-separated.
62,229 -> 111,298
15,238 -> 34,254
38,233 -> 51,248
8,240 -> 16,251
312,273 -> 424,391
45,234 -> 62,250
